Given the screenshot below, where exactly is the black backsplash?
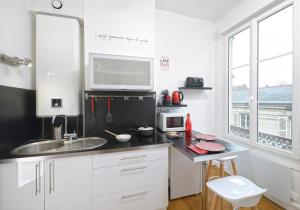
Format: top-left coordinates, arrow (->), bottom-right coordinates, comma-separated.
41,116 -> 83,139
84,91 -> 156,137
0,86 -> 154,153
0,85 -> 41,152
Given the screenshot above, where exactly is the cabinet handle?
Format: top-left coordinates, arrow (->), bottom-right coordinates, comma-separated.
49,161 -> 55,194
35,163 -> 38,196
38,161 -> 41,194
120,166 -> 147,173
120,192 -> 147,200
49,162 -> 52,194
120,155 -> 146,160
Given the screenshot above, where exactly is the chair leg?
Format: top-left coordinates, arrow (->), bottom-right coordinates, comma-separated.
209,193 -> 217,210
205,160 -> 213,207
231,160 -> 238,175
206,160 -> 213,182
220,161 -> 225,177
219,162 -> 224,210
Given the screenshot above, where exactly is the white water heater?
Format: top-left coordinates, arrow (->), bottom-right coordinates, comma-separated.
36,14 -> 81,117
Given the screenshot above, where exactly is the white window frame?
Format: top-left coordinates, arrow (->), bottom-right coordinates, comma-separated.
224,0 -> 300,159
225,23 -> 251,143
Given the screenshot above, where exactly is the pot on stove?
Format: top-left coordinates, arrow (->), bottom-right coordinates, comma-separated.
130,126 -> 154,136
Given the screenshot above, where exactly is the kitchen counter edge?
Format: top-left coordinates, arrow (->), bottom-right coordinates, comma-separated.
0,137 -> 171,164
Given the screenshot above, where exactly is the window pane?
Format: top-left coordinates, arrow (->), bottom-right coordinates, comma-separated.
228,27 -> 250,139
229,66 -> 250,139
258,5 -> 293,60
258,56 -> 293,150
258,54 -> 293,88
229,105 -> 250,139
231,66 -> 250,101
229,28 -> 250,68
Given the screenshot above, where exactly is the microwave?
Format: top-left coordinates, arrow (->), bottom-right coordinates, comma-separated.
157,112 -> 186,132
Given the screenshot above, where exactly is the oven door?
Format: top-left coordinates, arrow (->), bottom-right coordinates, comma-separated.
164,115 -> 185,131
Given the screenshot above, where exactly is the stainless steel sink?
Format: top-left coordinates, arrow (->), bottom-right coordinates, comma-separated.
11,137 -> 107,156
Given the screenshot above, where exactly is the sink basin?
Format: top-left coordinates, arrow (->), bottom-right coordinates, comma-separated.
11,137 -> 107,156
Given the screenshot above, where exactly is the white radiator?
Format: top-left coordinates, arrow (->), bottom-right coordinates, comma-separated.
235,151 -> 291,204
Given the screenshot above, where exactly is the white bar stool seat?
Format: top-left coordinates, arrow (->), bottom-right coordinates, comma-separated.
207,175 -> 266,210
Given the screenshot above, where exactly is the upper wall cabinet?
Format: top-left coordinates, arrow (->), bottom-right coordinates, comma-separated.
89,53 -> 154,90
28,0 -> 83,19
84,0 -> 155,58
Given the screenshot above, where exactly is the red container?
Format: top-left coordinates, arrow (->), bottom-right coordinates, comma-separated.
172,91 -> 184,105
185,113 -> 192,137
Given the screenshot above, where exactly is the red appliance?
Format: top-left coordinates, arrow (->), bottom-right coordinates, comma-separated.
172,91 -> 184,105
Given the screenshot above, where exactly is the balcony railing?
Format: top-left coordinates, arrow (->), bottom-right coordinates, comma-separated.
230,125 -> 292,151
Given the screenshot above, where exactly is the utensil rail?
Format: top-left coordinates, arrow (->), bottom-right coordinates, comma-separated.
85,93 -> 155,101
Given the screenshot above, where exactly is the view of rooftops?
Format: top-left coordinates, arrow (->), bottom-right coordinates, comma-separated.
231,85 -> 292,151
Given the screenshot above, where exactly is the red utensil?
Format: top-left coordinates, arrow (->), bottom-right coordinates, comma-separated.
196,142 -> 225,152
90,97 -> 96,125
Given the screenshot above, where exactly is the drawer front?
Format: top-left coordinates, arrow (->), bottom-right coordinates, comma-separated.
94,184 -> 168,210
93,147 -> 168,168
93,159 -> 168,196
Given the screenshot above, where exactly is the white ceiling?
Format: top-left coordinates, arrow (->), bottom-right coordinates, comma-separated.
156,0 -> 244,21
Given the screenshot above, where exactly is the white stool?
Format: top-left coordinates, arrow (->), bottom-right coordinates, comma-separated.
205,155 -> 238,210
207,175 -> 266,210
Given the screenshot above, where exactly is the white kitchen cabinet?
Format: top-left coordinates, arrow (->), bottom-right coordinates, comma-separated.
0,148 -> 167,210
89,53 -> 154,90
28,0 -> 84,18
0,161 -> 44,210
92,147 -> 169,210
94,185 -> 168,210
92,147 -> 168,168
170,147 -> 201,199
44,156 -> 92,210
93,159 -> 168,196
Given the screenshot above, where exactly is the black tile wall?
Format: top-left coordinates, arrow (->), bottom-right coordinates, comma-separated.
0,86 -> 153,153
0,85 -> 40,152
41,115 -> 83,139
84,91 -> 156,137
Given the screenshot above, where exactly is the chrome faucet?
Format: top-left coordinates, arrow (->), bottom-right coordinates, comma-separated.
52,115 -> 77,141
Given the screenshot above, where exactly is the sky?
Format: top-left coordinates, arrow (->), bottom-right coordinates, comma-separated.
229,5 -> 293,89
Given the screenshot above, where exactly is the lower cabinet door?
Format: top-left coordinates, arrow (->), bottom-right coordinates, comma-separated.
93,159 -> 168,196
45,156 -> 93,210
94,184 -> 168,210
0,161 -> 44,210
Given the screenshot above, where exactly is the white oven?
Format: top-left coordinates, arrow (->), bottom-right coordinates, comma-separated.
157,112 -> 186,132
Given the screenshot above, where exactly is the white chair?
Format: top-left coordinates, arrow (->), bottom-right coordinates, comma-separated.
205,155 -> 238,210
207,175 -> 266,210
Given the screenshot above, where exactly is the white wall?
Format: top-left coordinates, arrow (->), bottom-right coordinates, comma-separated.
214,0 -> 300,209
155,10 -> 215,133
84,0 -> 155,90
217,0 -> 285,34
0,0 -> 35,90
